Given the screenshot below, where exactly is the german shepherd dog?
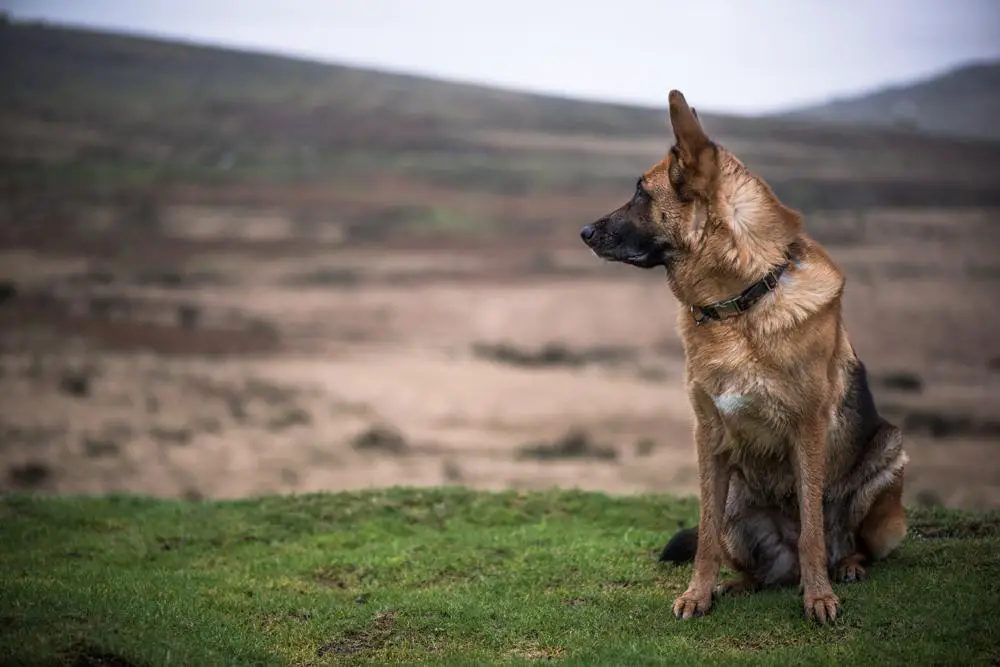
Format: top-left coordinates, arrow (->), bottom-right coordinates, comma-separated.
579,91 -> 908,624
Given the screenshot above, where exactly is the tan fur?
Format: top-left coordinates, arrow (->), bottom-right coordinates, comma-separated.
860,470 -> 908,560
580,90 -> 908,625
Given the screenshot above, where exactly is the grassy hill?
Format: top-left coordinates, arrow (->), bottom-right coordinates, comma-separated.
1,488 -> 998,666
780,60 -> 1000,141
3,20 -> 1000,247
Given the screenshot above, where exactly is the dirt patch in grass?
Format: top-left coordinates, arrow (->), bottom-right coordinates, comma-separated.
507,641 -> 566,661
313,563 -> 370,591
317,610 -> 397,658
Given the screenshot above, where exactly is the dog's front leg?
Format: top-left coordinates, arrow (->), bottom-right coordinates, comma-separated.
673,398 -> 727,620
794,405 -> 840,624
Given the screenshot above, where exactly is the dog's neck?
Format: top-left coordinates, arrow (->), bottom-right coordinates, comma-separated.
688,248 -> 794,325
666,224 -> 805,327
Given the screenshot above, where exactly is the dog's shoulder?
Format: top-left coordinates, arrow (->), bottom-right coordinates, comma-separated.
770,237 -> 845,331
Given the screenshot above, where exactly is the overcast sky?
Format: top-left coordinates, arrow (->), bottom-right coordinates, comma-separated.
4,0 -> 999,114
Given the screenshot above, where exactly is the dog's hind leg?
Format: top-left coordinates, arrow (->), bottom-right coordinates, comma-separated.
827,421 -> 907,581
835,421 -> 908,575
830,472 -> 904,583
859,468 -> 907,561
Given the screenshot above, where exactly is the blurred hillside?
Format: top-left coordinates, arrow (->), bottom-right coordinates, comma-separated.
1,20 -> 999,507
781,60 -> 1000,141
2,20 -> 1000,251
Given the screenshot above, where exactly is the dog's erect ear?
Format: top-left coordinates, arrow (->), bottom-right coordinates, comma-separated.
669,90 -> 710,158
668,90 -> 717,198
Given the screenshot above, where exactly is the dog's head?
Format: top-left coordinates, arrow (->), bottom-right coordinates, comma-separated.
580,90 -> 801,304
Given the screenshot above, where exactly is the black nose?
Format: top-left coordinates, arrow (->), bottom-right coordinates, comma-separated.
580,225 -> 596,242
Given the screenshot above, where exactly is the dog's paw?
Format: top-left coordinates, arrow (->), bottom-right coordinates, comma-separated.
833,558 -> 868,584
713,576 -> 757,598
803,589 -> 841,624
672,590 -> 712,620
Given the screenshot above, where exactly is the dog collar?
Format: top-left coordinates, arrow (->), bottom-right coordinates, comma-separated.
689,258 -> 790,325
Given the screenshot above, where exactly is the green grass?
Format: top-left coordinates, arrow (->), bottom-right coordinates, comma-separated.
1,488 -> 998,666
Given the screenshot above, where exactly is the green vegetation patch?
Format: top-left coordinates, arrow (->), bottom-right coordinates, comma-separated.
1,488 -> 997,665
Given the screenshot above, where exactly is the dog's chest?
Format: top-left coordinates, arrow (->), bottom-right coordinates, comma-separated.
712,389 -> 779,437
712,391 -> 753,418
687,332 -> 805,455
708,383 -> 800,496
704,371 -> 792,454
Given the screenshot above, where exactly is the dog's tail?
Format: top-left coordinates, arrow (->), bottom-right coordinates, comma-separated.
659,527 -> 698,564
